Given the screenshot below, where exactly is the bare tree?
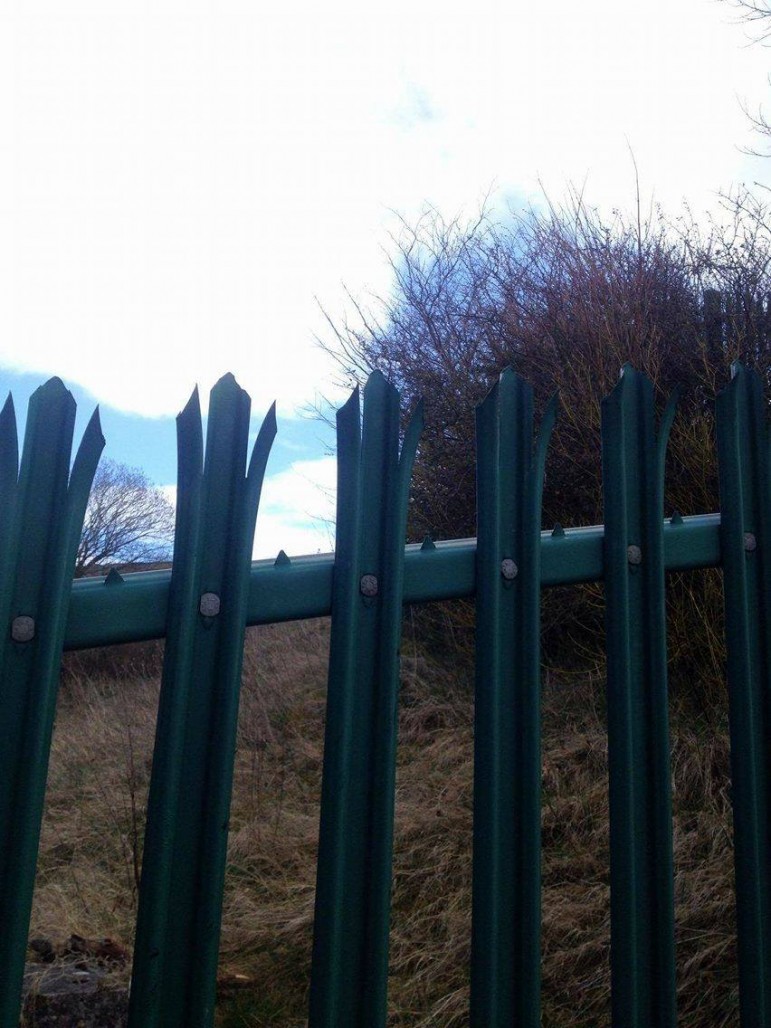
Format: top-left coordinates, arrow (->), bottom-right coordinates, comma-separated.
727,0 -> 771,39
719,0 -> 771,154
76,460 -> 175,577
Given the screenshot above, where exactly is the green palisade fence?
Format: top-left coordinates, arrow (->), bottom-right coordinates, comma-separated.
128,375 -> 276,1027
602,367 -> 677,1027
0,381 -> 104,1027
716,364 -> 771,1028
309,372 -> 422,1026
0,363 -> 770,1026
471,370 -> 556,1027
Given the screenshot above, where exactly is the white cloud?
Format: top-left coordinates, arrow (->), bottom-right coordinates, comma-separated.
255,455 -> 337,558
0,0 -> 768,418
160,454 -> 336,559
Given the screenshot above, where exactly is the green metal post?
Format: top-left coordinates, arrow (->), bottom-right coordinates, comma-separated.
601,366 -> 677,1028
471,370 -> 556,1026
0,381 -> 104,1027
128,375 -> 276,1028
309,372 -> 422,1027
716,363 -> 771,1027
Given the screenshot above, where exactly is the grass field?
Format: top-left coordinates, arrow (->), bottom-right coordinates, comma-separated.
30,616 -> 739,1026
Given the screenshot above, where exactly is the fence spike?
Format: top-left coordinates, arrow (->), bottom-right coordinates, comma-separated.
274,549 -> 291,566
309,373 -> 422,1027
601,365 -> 676,1028
128,375 -> 276,1028
420,533 -> 436,551
0,393 -> 17,499
716,362 -> 771,1027
471,371 -> 556,1027
0,380 -> 103,1027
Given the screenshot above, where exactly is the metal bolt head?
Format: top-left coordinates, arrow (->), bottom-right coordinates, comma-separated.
11,615 -> 35,643
745,532 -> 757,553
199,592 -> 221,617
627,545 -> 643,566
360,574 -> 378,597
500,558 -> 518,581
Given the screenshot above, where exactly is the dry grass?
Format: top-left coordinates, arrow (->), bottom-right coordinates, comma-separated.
30,619 -> 738,1026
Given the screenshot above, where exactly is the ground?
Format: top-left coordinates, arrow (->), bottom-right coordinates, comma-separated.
28,616 -> 739,1026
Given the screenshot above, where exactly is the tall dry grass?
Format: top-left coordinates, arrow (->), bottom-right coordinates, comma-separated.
30,616 -> 738,1026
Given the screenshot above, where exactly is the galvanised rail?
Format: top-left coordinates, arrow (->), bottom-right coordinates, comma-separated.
0,364 -> 766,1027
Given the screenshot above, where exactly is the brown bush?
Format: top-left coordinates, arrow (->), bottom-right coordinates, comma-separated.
323,192 -> 771,699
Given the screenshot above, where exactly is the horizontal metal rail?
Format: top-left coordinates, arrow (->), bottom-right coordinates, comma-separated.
63,513 -> 720,651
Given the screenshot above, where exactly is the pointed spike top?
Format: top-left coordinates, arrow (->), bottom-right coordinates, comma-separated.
246,401 -> 278,486
402,397 -> 425,447
544,391 -> 560,421
498,365 -> 530,391
420,534 -> 436,552
717,361 -> 755,407
398,396 -> 424,486
210,371 -> 246,405
363,368 -> 398,406
496,366 -> 532,410
498,366 -> 519,385
605,362 -> 644,407
274,549 -> 291,567
29,376 -> 75,418
83,405 -> 105,448
71,407 -> 106,483
552,523 -> 565,538
670,510 -> 683,526
478,375 -> 501,411
178,384 -> 202,422
365,370 -> 388,388
363,369 -> 386,391
34,375 -> 69,398
249,399 -> 278,450
337,383 -> 361,424
104,568 -> 125,586
263,400 -> 278,437
535,391 -> 560,451
1,391 -> 14,420
667,383 -> 682,412
176,385 -> 204,484
0,391 -> 19,482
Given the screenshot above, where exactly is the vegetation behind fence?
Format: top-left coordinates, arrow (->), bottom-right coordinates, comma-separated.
0,353 -> 769,1027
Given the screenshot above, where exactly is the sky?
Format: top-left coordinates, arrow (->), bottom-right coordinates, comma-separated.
0,0 -> 769,556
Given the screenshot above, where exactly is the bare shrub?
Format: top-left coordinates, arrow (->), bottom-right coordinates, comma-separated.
322,193 -> 771,701
76,460 -> 175,577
